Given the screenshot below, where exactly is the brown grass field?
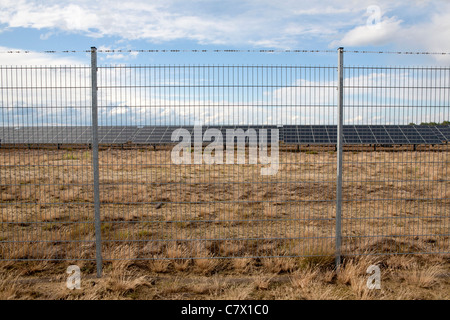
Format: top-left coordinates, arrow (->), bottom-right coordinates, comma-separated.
0,145 -> 449,299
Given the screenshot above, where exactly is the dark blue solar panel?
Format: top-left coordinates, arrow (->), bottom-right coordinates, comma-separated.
355,125 -> 377,144
370,126 -> 393,144
312,125 -> 330,143
385,126 -> 409,144
1,125 -> 444,145
413,126 -> 445,144
399,126 -> 422,144
429,126 -> 445,141
343,126 -> 361,144
325,126 -> 337,144
283,126 -> 299,143
432,125 -> 450,141
296,126 -> 312,144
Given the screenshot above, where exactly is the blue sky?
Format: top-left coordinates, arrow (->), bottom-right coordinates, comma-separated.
1,1 -> 450,127
1,0 -> 450,66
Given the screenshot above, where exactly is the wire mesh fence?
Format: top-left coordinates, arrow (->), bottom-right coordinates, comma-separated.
96,64 -> 338,263
341,65 -> 450,256
0,49 -> 449,272
0,65 -> 96,261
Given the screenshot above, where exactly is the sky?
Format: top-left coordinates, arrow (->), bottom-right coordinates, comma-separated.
1,0 -> 450,65
1,0 -> 449,127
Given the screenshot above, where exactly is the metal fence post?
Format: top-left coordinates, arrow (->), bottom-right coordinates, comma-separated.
335,47 -> 344,269
91,46 -> 103,277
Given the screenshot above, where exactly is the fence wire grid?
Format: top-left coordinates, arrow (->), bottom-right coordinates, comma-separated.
0,48 -> 449,274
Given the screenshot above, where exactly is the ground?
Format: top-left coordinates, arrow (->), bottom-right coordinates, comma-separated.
0,145 -> 449,299
0,253 -> 449,299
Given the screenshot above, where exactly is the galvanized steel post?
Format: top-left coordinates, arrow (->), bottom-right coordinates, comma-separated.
335,47 -> 344,269
91,47 -> 103,277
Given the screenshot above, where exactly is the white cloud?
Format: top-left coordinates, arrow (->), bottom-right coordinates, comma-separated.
329,0 -> 450,61
0,0 -> 450,59
0,0 -> 388,48
331,17 -> 403,47
293,7 -> 353,15
400,10 -> 450,56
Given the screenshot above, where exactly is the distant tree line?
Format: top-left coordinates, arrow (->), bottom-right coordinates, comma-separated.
408,121 -> 450,126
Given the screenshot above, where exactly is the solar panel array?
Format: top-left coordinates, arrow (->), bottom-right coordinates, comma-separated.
429,125 -> 450,142
0,125 -> 448,145
281,125 -> 445,145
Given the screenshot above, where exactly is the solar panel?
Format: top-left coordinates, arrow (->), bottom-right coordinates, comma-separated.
150,126 -> 169,144
355,125 -> 377,144
258,126 -> 277,144
429,126 -> 446,141
431,125 -> 450,142
77,127 -> 89,144
39,127 -> 52,143
283,126 -> 299,144
370,126 -> 393,144
10,127 -> 23,143
2,128 -> 9,142
385,126 -> 409,144
343,126 -> 361,144
19,127 -> 31,143
325,126 -> 337,144
312,125 -> 330,144
115,126 -> 138,144
398,126 -> 420,144
97,127 -> 112,143
14,127 -> 29,143
0,125 -> 445,146
222,126 -> 257,144
133,127 -> 154,144
101,127 -> 123,144
60,127 -> 85,144
416,126 -> 443,144
50,127 -> 65,144
298,126 -> 313,144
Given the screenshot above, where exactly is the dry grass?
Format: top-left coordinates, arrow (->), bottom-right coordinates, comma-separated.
148,257 -> 171,273
193,257 -> 219,275
253,274 -> 275,290
290,267 -> 321,289
0,147 -> 449,299
0,272 -> 23,300
0,252 -> 448,300
398,264 -> 445,289
262,256 -> 296,274
231,258 -> 254,273
1,149 -> 448,252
